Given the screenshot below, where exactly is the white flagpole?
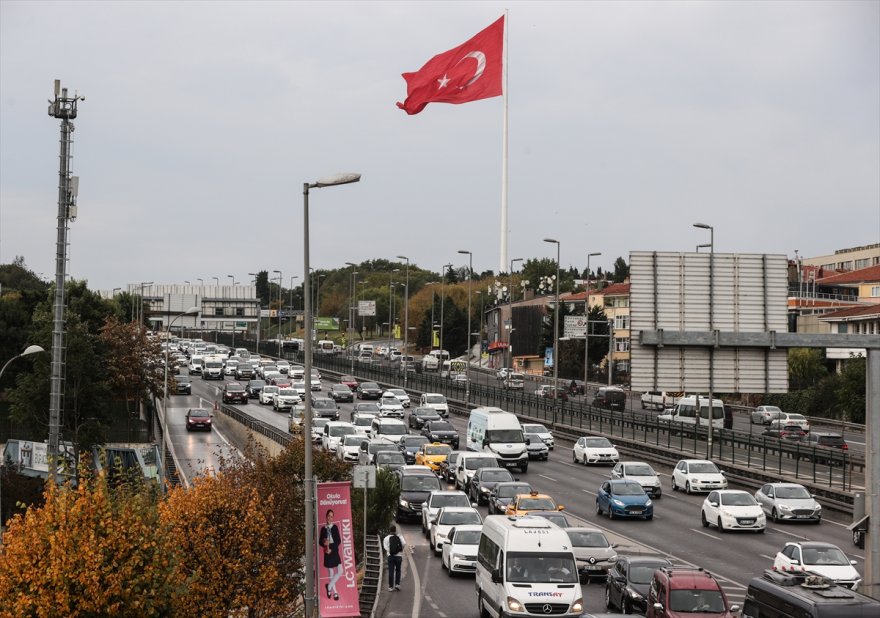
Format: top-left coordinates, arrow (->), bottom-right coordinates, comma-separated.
499,10 -> 509,274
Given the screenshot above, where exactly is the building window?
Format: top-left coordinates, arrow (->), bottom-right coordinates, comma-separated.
214,307 -> 223,316
614,315 -> 629,330
837,323 -> 847,334
236,307 -> 244,317
871,286 -> 880,297
855,258 -> 869,269
615,338 -> 630,352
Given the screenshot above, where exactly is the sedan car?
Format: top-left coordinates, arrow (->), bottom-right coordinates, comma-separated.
441,525 -> 482,576
521,423 -> 554,449
573,436 -> 620,466
528,510 -> 571,528
430,507 -> 483,553
385,388 -> 411,408
488,481 -> 533,515
596,480 -> 653,520
755,483 -> 822,524
222,382 -> 249,404
762,424 -> 807,441
670,459 -> 727,494
339,375 -> 359,390
353,402 -> 381,418
611,461 -> 662,499
409,406 -> 442,429
751,405 -> 784,425
234,363 -> 255,381
173,375 -> 192,395
773,541 -> 861,590
375,451 -> 407,473
398,435 -> 431,464
566,527 -> 618,583
421,420 -> 459,448
605,556 -> 673,614
378,395 -> 405,418
468,467 -> 515,506
245,379 -> 266,399
414,442 -> 453,472
328,384 -> 354,403
524,434 -> 549,461
311,397 -> 340,421
259,385 -> 280,405
185,408 -> 213,432
505,491 -> 563,517
356,382 -> 383,400
701,489 -> 766,532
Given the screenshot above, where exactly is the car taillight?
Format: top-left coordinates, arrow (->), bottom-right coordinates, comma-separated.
842,444 -> 849,449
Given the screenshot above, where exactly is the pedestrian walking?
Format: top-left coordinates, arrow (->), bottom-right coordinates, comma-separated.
382,524 -> 409,591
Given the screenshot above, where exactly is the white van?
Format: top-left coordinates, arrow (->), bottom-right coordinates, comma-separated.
467,407 -> 528,473
202,356 -> 224,380
188,355 -> 204,376
369,417 -> 407,442
476,516 -> 583,618
658,395 -> 725,429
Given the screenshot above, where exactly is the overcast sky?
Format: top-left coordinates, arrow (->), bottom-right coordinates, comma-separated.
1,1 -> 878,291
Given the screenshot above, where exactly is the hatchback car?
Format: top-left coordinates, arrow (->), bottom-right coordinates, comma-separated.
185,408 -> 212,432
378,395 -> 405,418
356,382 -> 383,400
173,375 -> 192,395
755,482 -> 822,524
596,480 -> 653,520
573,436 -> 620,465
245,379 -> 266,399
670,459 -> 727,494
429,506 -> 482,554
398,435 -> 431,464
520,423 -> 554,449
701,490 -> 766,533
421,490 -> 473,537
311,397 -> 340,421
440,524 -> 482,576
524,433 -> 549,460
385,388 -> 411,408
336,434 -> 364,463
328,384 -> 354,403
409,406 -> 442,429
259,385 -> 279,405
421,420 -> 459,448
605,556 -> 673,614
772,542 -> 861,590
222,382 -> 249,404
339,375 -> 358,390
611,461 -> 662,499
528,510 -> 571,528
565,527 -> 618,583
468,467 -> 515,506
805,431 -> 848,450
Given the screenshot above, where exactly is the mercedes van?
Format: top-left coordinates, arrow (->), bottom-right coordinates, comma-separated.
467,407 -> 528,473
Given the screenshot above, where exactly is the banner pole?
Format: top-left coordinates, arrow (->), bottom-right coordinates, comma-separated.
499,10 -> 509,274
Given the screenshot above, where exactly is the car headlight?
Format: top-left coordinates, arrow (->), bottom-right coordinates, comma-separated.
570,598 -> 583,613
815,504 -> 822,511
627,587 -> 643,600
608,555 -> 618,563
645,499 -> 653,507
399,500 -> 409,508
452,553 -> 467,561
612,499 -> 624,507
506,597 -> 524,612
481,487 -> 490,493
779,504 -> 793,512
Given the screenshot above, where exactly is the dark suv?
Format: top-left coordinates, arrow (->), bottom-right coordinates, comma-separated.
222,382 -> 248,404
646,567 -> 737,617
606,556 -> 673,614
395,468 -> 442,522
356,382 -> 383,400
593,386 -> 626,411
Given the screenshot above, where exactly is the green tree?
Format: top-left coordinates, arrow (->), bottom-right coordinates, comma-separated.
788,348 -> 828,390
612,257 -> 629,283
834,355 -> 866,424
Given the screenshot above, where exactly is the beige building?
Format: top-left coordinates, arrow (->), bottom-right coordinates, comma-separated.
801,243 -> 880,273
588,282 -> 631,376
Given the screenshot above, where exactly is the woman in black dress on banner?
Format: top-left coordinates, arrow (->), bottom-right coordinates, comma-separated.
319,509 -> 343,600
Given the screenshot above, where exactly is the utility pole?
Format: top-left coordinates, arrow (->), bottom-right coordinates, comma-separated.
47,80 -> 83,484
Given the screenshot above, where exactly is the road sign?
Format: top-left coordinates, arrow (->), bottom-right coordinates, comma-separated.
352,465 -> 376,489
358,300 -> 376,317
563,316 -> 587,338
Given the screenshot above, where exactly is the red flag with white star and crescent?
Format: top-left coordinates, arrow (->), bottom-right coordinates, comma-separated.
396,16 -> 504,115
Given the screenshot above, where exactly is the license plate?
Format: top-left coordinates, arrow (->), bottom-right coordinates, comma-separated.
585,565 -> 603,571
504,461 -> 518,468
740,520 -> 755,525
796,515 -> 811,519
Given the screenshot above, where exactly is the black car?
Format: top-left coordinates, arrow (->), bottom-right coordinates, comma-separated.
529,510 -> 571,528
375,451 -> 406,473
311,397 -> 340,421
488,481 -> 533,515
409,406 -> 441,429
356,382 -> 383,400
245,379 -> 266,399
468,467 -> 515,506
605,555 -> 672,614
173,375 -> 192,395
421,420 -> 459,449
439,451 -> 464,484
222,382 -> 249,404
328,384 -> 354,403
235,363 -> 255,381
395,468 -> 442,522
593,387 -> 626,411
398,435 -> 431,464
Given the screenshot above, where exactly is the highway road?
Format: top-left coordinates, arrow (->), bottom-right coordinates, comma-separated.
164,361 -> 866,617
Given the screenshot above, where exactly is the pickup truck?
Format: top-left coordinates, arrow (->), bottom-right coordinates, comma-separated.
640,391 -> 683,410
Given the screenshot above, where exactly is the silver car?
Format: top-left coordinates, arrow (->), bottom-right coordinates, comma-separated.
751,405 -> 784,425
565,527 -> 618,583
755,482 -> 822,523
611,461 -> 662,498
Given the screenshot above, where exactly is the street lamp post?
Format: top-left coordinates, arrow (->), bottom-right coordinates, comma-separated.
1,344 -> 45,536
544,239 -> 561,421
388,270 -> 399,358
584,252 -> 601,392
345,262 -> 357,373
396,256 -> 410,384
161,307 -> 199,490
227,275 -> 236,348
273,270 -> 282,357
302,172 -> 360,618
476,290 -> 484,367
248,272 -> 260,351
458,250 -> 473,403
440,263 -> 453,370
138,282 -> 154,331
508,258 -> 523,369
289,276 -> 299,338
212,276 -> 219,286
694,222 -> 715,455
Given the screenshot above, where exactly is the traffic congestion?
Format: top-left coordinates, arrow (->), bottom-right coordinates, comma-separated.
164,338 -> 878,617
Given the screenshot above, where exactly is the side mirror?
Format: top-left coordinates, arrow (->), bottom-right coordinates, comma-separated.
653,603 -> 664,611
851,560 -> 858,566
709,501 -> 718,508
491,568 -> 503,584
558,505 -> 565,511
611,543 -> 619,549
471,502 -> 479,508
730,605 -> 740,613
443,539 -> 451,545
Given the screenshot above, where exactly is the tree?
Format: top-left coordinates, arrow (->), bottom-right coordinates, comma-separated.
834,355 -> 866,424
100,316 -> 167,418
0,466 -> 178,617
254,270 -> 270,308
788,348 -> 828,390
612,257 -> 629,283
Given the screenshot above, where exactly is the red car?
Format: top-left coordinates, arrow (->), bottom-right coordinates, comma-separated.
222,382 -> 249,404
185,408 -> 213,432
339,375 -> 359,390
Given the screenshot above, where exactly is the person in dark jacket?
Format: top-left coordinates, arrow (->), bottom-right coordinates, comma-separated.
319,509 -> 343,600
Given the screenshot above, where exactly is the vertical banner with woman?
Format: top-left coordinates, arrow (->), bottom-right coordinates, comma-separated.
316,481 -> 360,617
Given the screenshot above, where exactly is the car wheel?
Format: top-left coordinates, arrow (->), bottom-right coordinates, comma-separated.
596,500 -> 602,516
717,516 -> 725,532
771,508 -> 778,523
701,511 -> 709,528
671,477 -> 678,491
608,506 -> 615,520
685,482 -> 692,495
583,455 -> 589,465
622,597 -> 632,614
478,593 -> 490,618
572,451 -> 577,463
520,463 -> 528,473
605,585 -> 615,610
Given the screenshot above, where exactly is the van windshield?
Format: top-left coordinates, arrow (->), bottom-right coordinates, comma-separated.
379,425 -> 406,436
668,590 -> 726,613
486,430 -> 524,443
506,552 -> 578,584
465,457 -> 498,471
329,426 -> 355,437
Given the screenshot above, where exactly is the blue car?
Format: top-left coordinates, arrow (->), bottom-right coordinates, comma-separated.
596,479 -> 653,520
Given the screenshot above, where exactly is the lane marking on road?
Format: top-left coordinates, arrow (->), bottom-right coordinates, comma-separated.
770,527 -> 811,540
691,529 -> 722,541
760,554 -> 776,561
581,489 -> 597,497
539,474 -> 558,482
405,535 -> 421,618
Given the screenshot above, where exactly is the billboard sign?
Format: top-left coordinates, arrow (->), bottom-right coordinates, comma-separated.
316,317 -> 340,331
316,482 -> 360,617
358,300 -> 376,317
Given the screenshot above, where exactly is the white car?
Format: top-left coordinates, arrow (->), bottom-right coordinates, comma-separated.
385,388 -> 411,408
701,490 -> 766,532
310,374 -> 322,391
336,434 -> 364,463
351,414 -> 376,435
521,423 -> 554,449
378,395 -> 405,419
572,436 -> 619,465
770,413 -> 810,432
441,524 -> 482,575
275,360 -> 291,374
750,405 -> 784,425
291,381 -> 308,397
272,388 -> 301,412
430,507 -> 483,554
773,542 -> 861,590
223,360 -> 240,376
421,490 -> 473,537
611,461 -> 662,498
420,393 -> 449,418
496,368 -> 513,380
322,422 -> 356,453
671,459 -> 728,494
259,385 -> 280,405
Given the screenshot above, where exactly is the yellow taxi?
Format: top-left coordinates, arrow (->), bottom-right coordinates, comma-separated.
414,442 -> 453,471
504,490 -> 565,516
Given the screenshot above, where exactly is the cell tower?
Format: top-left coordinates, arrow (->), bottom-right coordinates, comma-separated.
47,80 -> 83,483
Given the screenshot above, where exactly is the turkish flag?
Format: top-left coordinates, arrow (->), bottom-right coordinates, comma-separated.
397,16 -> 504,115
